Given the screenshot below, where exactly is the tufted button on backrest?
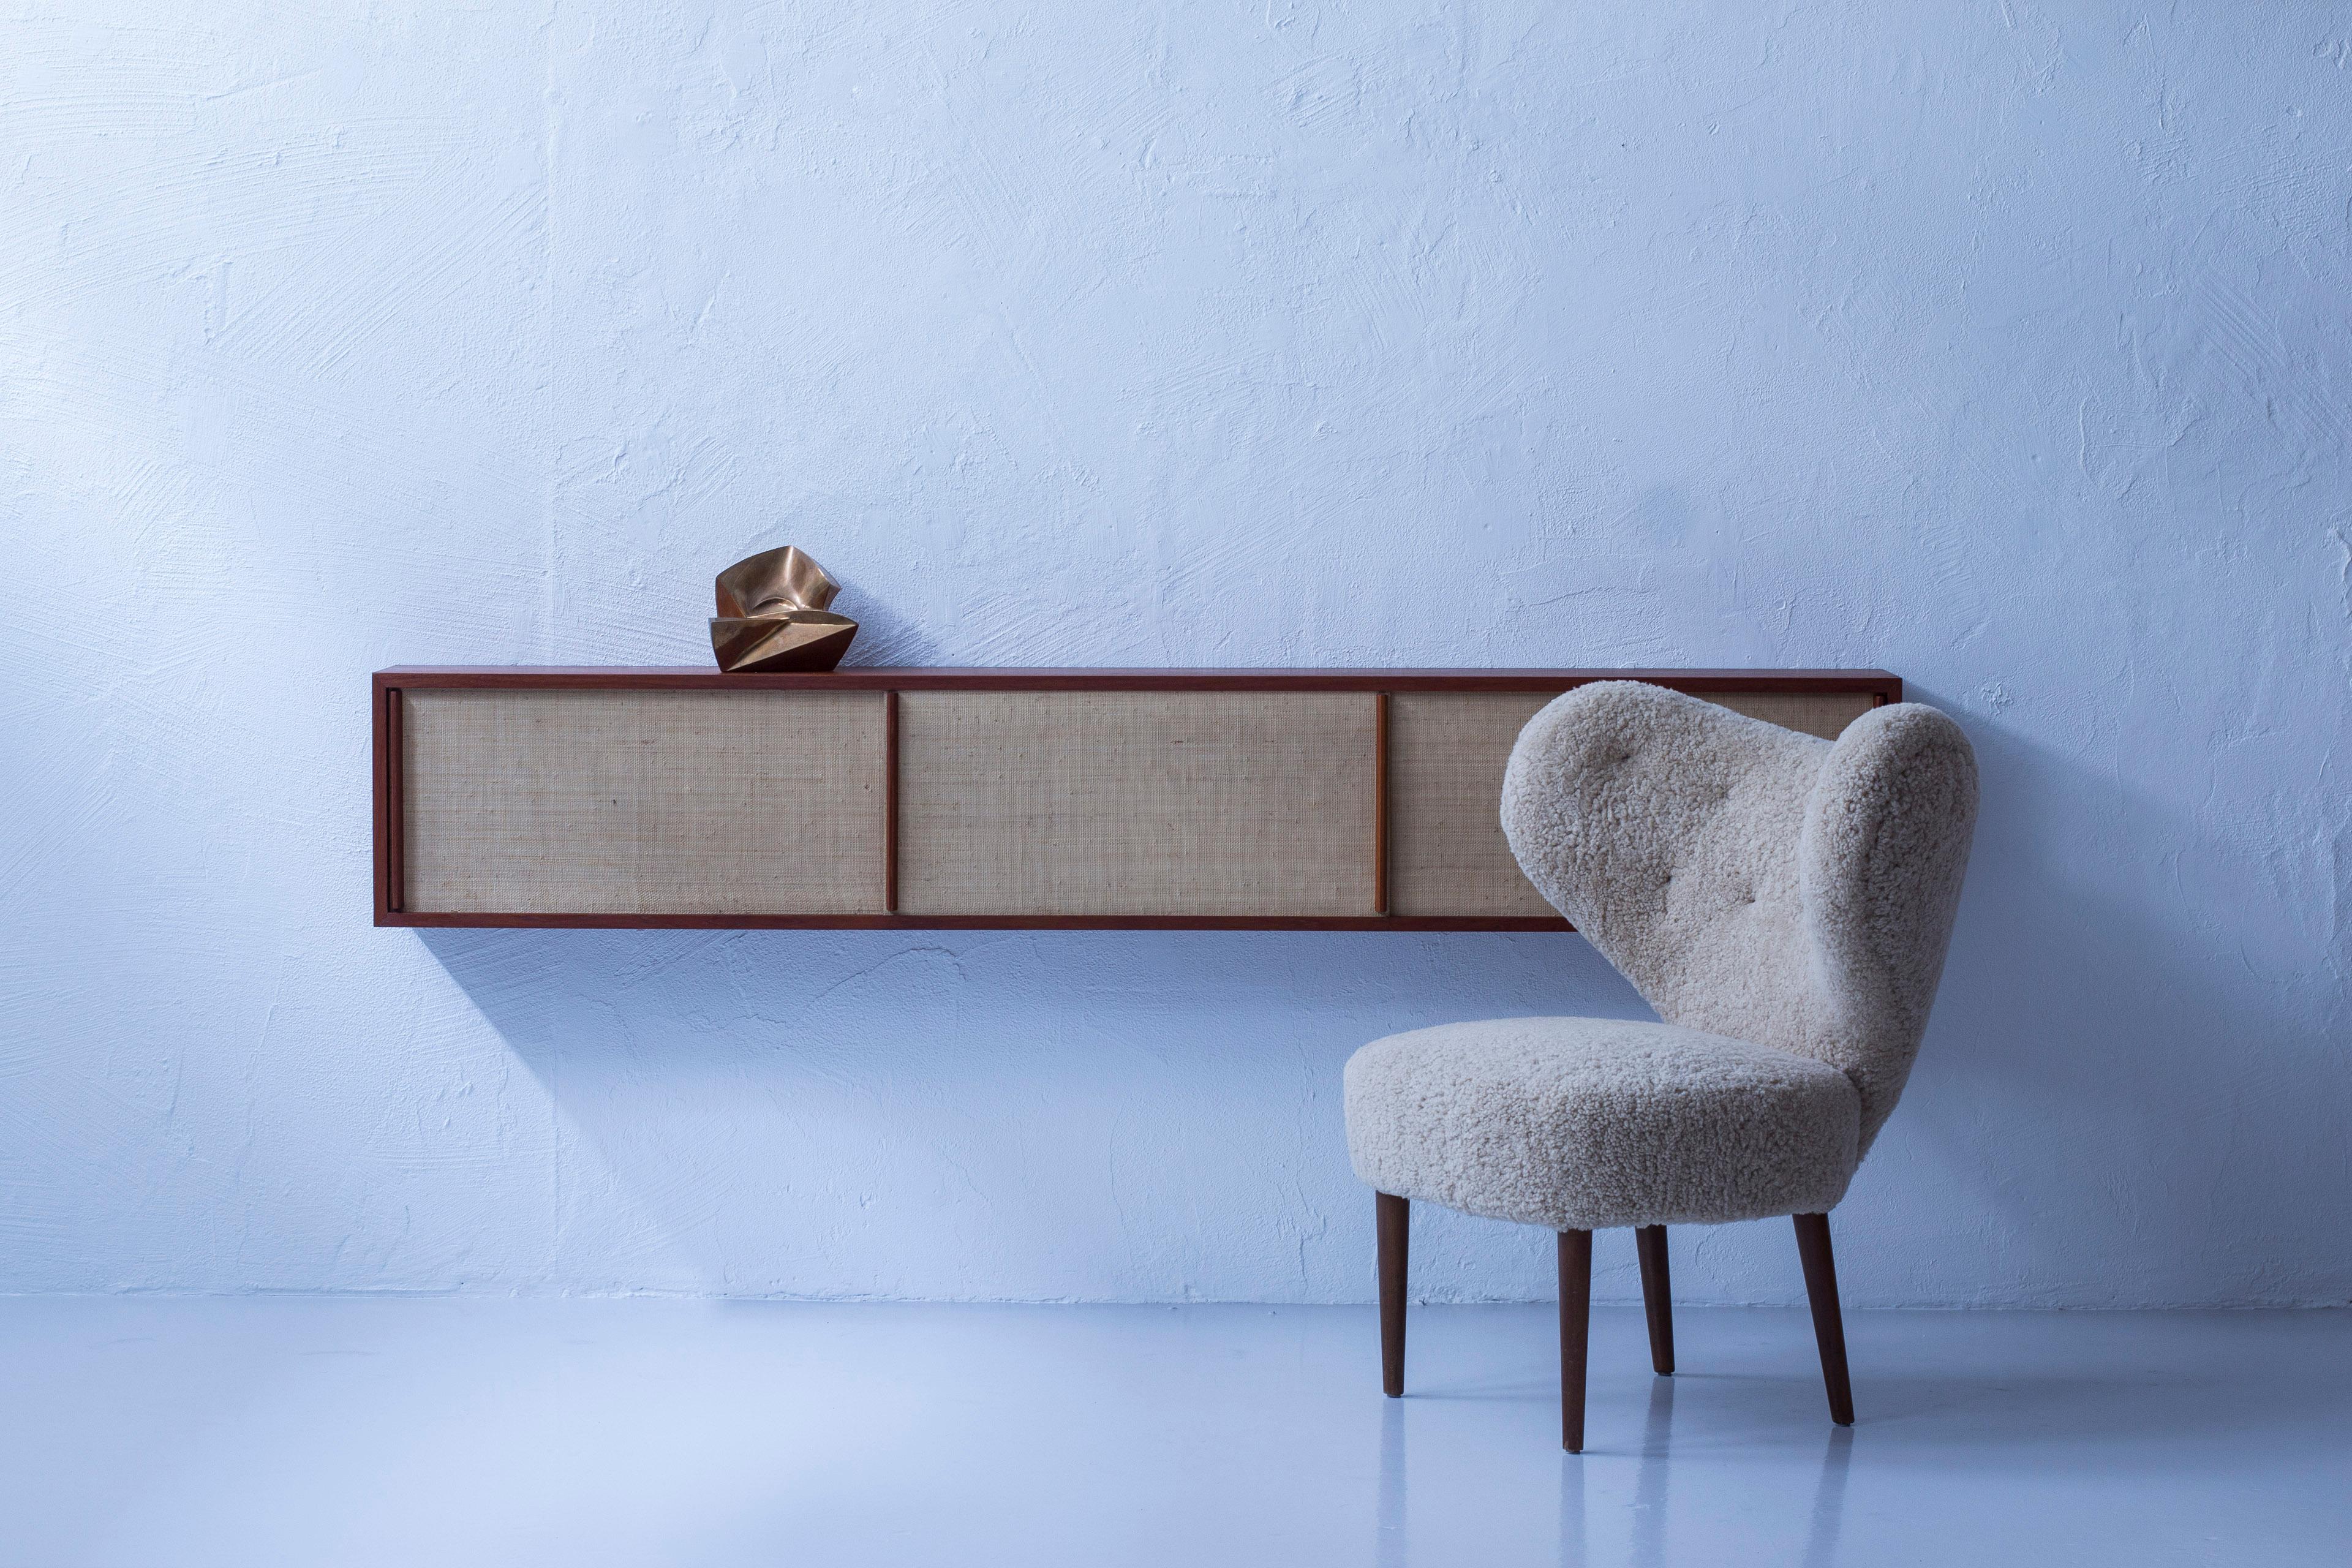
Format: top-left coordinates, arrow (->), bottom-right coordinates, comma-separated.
1501,681 -> 1978,1154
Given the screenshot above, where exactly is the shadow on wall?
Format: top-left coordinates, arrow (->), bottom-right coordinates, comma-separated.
414,687 -> 2347,1306
832,588 -> 943,668
1835,684 -> 2348,1308
417,925 -> 1645,1301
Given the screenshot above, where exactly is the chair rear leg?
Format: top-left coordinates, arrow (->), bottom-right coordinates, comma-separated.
1635,1224 -> 1675,1375
1377,1193 -> 1408,1397
1792,1212 -> 1855,1425
1558,1228 -> 1593,1452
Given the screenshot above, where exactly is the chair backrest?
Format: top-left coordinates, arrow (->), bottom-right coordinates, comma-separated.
1501,682 -> 1978,1153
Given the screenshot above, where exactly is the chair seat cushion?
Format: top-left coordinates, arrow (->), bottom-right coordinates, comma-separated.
1344,1017 -> 1861,1231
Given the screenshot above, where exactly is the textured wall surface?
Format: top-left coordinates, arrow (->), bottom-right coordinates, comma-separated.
4,2 -> 2347,1306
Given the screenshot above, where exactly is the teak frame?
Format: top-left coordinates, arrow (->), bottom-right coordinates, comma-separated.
372,667 -> 1899,930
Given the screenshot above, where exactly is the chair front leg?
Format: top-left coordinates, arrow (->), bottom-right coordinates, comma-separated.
1635,1224 -> 1674,1376
1558,1228 -> 1593,1452
1792,1212 -> 1855,1425
1377,1193 -> 1409,1397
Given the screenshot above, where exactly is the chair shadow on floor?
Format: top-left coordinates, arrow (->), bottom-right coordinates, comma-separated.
1374,1302 -> 2350,1564
1396,1351 -> 2346,1448
1376,1376 -> 1856,1567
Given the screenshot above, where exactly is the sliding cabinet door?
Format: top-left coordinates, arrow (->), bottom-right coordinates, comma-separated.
1386,688 -> 1879,919
401,689 -> 887,915
896,691 -> 1379,918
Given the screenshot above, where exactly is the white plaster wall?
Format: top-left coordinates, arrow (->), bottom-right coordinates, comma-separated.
3,2 -> 2346,1306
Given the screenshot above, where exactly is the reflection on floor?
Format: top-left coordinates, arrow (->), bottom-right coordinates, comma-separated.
4,1297 -> 2344,1566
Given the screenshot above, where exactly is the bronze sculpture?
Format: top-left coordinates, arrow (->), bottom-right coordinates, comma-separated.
709,546 -> 858,673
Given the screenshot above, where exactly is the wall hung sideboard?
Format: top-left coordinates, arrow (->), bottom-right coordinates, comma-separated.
372,668 -> 1901,931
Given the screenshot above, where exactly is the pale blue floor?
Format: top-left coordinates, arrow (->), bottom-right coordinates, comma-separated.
2,1297 -> 2343,1566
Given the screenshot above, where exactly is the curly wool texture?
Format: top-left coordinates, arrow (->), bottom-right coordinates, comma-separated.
1344,682 -> 1977,1231
1344,1017 -> 1860,1229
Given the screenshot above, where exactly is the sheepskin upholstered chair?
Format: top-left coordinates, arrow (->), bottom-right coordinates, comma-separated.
1344,681 -> 1977,1450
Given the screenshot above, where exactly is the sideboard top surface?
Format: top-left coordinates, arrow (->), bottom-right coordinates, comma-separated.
377,666 -> 1902,696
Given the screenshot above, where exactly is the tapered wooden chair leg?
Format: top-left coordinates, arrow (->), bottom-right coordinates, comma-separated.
1635,1224 -> 1675,1376
1558,1228 -> 1593,1452
1377,1193 -> 1409,1397
1793,1212 -> 1855,1425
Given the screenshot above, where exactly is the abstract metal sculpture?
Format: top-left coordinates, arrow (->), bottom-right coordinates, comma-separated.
709,546 -> 858,673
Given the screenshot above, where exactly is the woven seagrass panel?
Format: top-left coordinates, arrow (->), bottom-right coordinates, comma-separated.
1708,691 -> 1879,739
897,691 -> 1378,916
1388,688 -> 1877,918
402,690 -> 886,914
